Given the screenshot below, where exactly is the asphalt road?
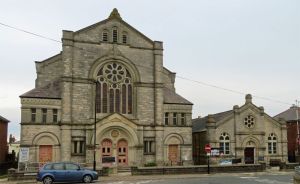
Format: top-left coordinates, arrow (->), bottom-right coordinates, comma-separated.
98,172 -> 294,184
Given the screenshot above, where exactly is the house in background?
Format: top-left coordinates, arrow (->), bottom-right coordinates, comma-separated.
192,94 -> 288,165
0,115 -> 9,163
8,134 -> 20,161
274,105 -> 300,163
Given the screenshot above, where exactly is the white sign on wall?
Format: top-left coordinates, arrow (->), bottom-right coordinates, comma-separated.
19,147 -> 29,162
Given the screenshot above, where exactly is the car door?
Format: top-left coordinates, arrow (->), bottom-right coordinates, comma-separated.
51,163 -> 66,182
65,163 -> 83,182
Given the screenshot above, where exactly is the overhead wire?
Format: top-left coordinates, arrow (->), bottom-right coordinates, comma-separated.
0,21 -> 294,106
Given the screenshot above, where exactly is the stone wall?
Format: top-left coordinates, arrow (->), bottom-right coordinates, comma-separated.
131,164 -> 266,175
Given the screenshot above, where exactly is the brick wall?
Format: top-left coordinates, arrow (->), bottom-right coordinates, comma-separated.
286,121 -> 298,162
0,120 -> 8,162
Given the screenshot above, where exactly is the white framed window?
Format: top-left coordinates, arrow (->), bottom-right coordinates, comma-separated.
219,132 -> 230,155
164,112 -> 169,125
31,108 -> 36,122
42,108 -> 47,123
268,133 -> 277,154
173,113 -> 177,125
180,113 -> 185,125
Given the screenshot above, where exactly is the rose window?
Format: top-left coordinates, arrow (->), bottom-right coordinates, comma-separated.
244,115 -> 255,128
103,63 -> 126,83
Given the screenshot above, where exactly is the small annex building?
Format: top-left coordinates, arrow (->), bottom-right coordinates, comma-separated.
192,94 -> 288,165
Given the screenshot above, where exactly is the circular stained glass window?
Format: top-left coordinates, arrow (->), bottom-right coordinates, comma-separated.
244,115 -> 255,128
103,63 -> 126,84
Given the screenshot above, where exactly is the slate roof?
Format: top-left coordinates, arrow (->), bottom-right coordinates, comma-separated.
274,106 -> 300,121
192,110 -> 233,133
20,80 -> 61,99
163,87 -> 193,105
0,115 -> 9,123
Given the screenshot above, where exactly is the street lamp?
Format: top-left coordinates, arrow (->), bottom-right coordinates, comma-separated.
93,80 -> 97,171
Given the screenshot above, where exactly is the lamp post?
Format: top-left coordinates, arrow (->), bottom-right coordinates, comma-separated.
93,80 -> 97,171
296,100 -> 299,154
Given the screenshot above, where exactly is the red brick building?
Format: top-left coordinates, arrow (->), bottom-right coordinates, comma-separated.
0,115 -> 9,163
274,105 -> 300,162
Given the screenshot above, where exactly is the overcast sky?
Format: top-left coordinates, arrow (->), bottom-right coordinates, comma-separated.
0,0 -> 299,140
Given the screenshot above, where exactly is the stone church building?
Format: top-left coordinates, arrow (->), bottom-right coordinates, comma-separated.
192,94 -> 288,165
20,9 -> 193,167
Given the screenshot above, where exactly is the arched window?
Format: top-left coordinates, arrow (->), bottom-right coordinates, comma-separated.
96,62 -> 132,114
102,30 -> 108,42
122,32 -> 128,44
268,133 -> 277,154
112,27 -> 118,43
219,132 -> 230,155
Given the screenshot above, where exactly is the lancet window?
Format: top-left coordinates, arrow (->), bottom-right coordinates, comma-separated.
96,62 -> 132,114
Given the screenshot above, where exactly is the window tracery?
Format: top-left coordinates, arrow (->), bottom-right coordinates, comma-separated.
96,62 -> 132,114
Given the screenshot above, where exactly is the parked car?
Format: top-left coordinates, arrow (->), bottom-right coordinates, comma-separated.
37,162 -> 98,184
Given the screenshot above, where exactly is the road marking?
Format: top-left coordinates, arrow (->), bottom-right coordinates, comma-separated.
105,180 -> 164,184
240,177 -> 259,179
240,177 -> 292,184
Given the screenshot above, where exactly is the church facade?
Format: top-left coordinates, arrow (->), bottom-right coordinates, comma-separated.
19,9 -> 193,167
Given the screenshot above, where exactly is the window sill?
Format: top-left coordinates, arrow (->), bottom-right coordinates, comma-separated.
71,153 -> 85,156
144,153 -> 155,155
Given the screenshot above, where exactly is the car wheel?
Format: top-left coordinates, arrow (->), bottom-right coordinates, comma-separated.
83,174 -> 92,183
43,176 -> 53,184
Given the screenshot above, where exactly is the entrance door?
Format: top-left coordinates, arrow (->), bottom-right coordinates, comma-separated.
117,140 -> 128,166
101,139 -> 112,157
168,145 -> 178,165
101,139 -> 113,166
244,147 -> 254,164
39,145 -> 52,164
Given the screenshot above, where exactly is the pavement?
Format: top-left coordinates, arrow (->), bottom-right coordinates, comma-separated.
0,171 -> 294,184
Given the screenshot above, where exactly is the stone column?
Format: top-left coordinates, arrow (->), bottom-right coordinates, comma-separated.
60,125 -> 71,161
155,126 -> 164,165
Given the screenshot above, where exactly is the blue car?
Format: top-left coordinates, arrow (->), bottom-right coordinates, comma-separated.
37,162 -> 98,184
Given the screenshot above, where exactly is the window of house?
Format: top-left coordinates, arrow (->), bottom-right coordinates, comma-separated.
219,132 -> 230,155
95,62 -> 133,114
112,28 -> 118,43
164,112 -> 169,125
173,113 -> 177,125
144,138 -> 155,154
42,108 -> 47,123
72,137 -> 85,155
102,30 -> 108,42
181,113 -> 185,125
53,109 -> 58,123
268,133 -> 277,154
122,32 -> 128,44
31,108 -> 36,122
